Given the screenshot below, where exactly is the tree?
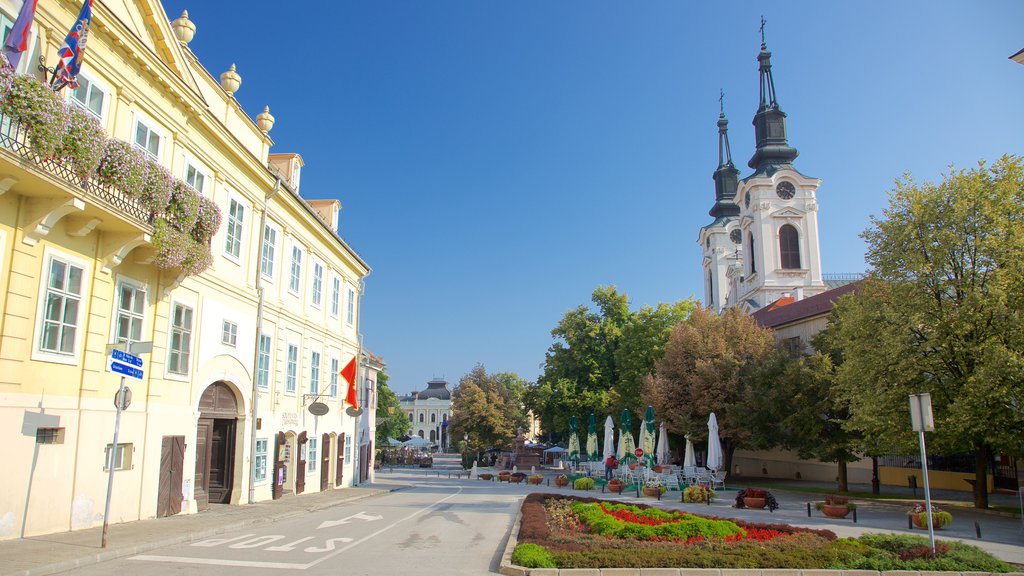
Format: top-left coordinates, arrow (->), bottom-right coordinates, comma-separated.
449,364 -> 530,459
374,371 -> 410,447
828,156 -> 1024,508
644,306 -> 775,475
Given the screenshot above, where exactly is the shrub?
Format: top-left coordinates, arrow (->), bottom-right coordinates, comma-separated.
574,477 -> 595,490
139,160 -> 174,215
683,484 -> 715,503
59,105 -> 105,180
511,543 -> 556,569
1,74 -> 70,157
571,501 -> 745,542
96,139 -> 147,196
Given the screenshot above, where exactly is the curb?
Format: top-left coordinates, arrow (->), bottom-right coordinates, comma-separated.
4,485 -> 405,576
498,500 -> 525,576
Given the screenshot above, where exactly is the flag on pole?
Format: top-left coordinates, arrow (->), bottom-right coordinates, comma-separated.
340,356 -> 358,409
53,0 -> 93,89
3,0 -> 39,70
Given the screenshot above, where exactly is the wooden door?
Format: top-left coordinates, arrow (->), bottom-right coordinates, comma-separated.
272,431 -> 285,499
336,432 -> 345,486
194,419 -> 213,511
321,433 -> 331,491
207,419 -> 235,503
296,431 -> 307,494
157,436 -> 185,517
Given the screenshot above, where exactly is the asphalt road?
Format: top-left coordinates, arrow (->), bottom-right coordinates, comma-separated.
64,477 -> 522,575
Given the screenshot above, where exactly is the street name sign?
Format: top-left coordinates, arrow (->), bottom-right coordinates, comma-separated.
111,348 -> 143,368
110,358 -> 144,380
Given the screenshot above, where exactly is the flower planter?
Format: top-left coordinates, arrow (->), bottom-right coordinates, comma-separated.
511,473 -> 526,483
820,505 -> 851,519
642,486 -> 662,498
528,476 -> 544,485
479,474 -> 493,481
498,472 -> 511,482
911,513 -> 949,530
607,480 -> 625,494
554,476 -> 569,487
743,497 -> 767,509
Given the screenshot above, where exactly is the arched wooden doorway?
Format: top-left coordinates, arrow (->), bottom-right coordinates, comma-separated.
195,382 -> 238,510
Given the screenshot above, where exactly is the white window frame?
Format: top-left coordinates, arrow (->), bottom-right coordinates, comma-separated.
183,156 -> 209,197
346,287 -> 356,326
309,349 -> 321,395
223,196 -> 246,263
288,243 -> 303,296
132,112 -> 163,162
307,437 -> 317,472
256,334 -> 272,390
329,357 -> 339,398
311,261 -> 323,308
260,223 -> 278,280
330,275 -> 340,318
68,71 -> 109,121
344,435 -> 352,464
221,319 -> 238,347
254,438 -> 268,483
285,343 -> 299,395
0,13 -> 41,76
167,302 -> 194,377
33,248 -> 89,365
103,443 -> 133,471
110,277 -> 147,348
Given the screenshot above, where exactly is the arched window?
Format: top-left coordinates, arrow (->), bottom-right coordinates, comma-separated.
748,232 -> 756,275
408,413 -> 413,422
418,430 -> 424,438
707,270 -> 713,307
442,413 -> 448,422
430,413 -> 436,423
779,225 -> 801,269
429,430 -> 436,442
418,413 -> 424,423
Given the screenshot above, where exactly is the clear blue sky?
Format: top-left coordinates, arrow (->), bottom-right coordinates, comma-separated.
164,1 -> 1024,395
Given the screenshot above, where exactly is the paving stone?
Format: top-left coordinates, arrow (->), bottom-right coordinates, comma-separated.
560,570 -> 602,576
639,569 -> 682,576
762,570 -> 801,576
600,569 -> 642,576
801,570 -> 843,576
720,569 -> 761,576
527,569 -> 559,576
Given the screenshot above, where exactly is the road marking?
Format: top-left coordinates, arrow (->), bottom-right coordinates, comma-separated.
317,511 -> 383,529
129,556 -> 305,569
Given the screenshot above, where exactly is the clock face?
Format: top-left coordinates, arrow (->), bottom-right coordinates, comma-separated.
729,229 -> 742,244
776,181 -> 796,200
744,192 -> 751,208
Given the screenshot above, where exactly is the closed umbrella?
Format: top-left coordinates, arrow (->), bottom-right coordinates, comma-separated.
567,415 -> 581,465
603,415 -> 615,461
656,422 -> 670,465
586,414 -> 599,462
683,435 -> 696,468
707,412 -> 723,471
617,409 -> 636,462
641,406 -> 656,465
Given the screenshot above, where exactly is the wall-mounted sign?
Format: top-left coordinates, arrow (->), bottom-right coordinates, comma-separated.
308,402 -> 329,416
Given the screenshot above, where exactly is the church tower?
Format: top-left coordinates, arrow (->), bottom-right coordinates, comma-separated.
732,24 -> 826,311
697,96 -> 743,313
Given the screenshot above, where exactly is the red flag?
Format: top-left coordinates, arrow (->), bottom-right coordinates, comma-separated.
340,356 -> 358,409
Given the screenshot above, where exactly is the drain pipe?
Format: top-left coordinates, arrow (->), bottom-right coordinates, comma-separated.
249,176 -> 281,504
353,272 -> 369,485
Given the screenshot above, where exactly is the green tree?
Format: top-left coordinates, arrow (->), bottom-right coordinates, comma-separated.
644,306 -> 775,474
374,371 -> 410,447
829,156 -> 1024,508
449,365 -> 530,459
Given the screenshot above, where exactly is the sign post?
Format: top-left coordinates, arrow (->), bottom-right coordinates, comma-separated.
101,341 -> 150,548
909,392 -> 936,555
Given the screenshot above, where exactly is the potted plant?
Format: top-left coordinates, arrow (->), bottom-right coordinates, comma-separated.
554,474 -> 569,487
527,474 -> 544,485
683,483 -> 715,503
816,495 -> 856,519
479,473 -> 493,481
498,470 -> 511,482
573,477 -> 595,490
734,487 -> 778,511
907,502 -> 952,530
642,478 -> 667,498
510,472 -> 526,483
606,477 -> 626,493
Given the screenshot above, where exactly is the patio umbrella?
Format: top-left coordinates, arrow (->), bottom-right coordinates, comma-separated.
387,437 -> 402,446
641,405 -> 656,465
567,415 -> 581,464
656,422 -> 670,465
602,415 -> 615,461
617,409 -> 636,462
586,413 -> 599,462
707,412 -> 723,471
683,435 -> 696,467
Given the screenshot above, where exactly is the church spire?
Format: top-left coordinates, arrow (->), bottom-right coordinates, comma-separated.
748,17 -> 798,173
709,91 -> 740,220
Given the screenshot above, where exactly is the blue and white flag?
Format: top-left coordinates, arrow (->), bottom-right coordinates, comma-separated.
54,0 -> 93,89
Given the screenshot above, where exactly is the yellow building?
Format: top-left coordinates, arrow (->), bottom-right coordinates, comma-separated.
0,0 -> 370,539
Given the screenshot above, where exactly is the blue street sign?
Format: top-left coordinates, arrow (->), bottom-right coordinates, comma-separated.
111,348 -> 143,368
110,360 -> 143,380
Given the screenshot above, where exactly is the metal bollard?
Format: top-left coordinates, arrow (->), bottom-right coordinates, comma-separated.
853,508 -> 857,523
975,521 -> 981,539
807,502 -> 812,517
908,516 -> 913,529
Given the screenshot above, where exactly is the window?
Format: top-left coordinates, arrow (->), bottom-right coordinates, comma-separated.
184,161 -> 206,195
286,344 -> 298,394
311,263 -> 323,307
113,280 -> 145,346
346,288 -> 355,325
0,13 -> 40,75
329,358 -> 338,397
779,224 -> 801,269
103,443 -> 133,471
257,335 -> 271,389
261,225 -> 277,278
308,438 -> 317,472
330,277 -> 340,317
133,117 -> 160,159
748,232 -> 757,275
408,413 -> 413,422
431,413 -> 436,423
289,245 -> 302,294
310,350 -> 321,395
254,438 -> 268,482
221,320 -> 237,347
419,413 -> 424,423
782,336 -> 803,358
224,199 -> 245,259
167,304 -> 193,375
36,428 -> 65,444
70,74 -> 105,119
40,256 -> 84,355
344,435 -> 352,464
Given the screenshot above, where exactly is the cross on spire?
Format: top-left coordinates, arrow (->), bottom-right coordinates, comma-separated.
759,16 -> 767,48
719,89 -> 724,115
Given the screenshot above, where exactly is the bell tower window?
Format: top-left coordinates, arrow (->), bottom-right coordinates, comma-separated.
748,232 -> 756,275
779,224 -> 801,269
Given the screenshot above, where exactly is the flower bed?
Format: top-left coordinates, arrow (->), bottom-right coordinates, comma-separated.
512,493 -> 1011,571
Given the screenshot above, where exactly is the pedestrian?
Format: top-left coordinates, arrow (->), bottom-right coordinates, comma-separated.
604,455 -> 617,480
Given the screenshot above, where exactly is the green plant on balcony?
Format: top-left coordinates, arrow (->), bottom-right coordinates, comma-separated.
96,139 -> 147,196
167,180 -> 200,231
0,54 -> 14,95
2,74 -> 70,157
60,105 -> 105,180
140,160 -> 174,214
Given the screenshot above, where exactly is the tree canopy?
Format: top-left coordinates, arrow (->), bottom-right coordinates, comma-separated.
449,364 -> 530,455
374,371 -> 411,446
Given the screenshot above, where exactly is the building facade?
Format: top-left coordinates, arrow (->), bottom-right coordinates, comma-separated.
0,0 -> 370,540
399,378 -> 451,451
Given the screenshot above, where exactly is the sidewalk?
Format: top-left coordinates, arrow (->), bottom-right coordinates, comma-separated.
0,479 -> 409,576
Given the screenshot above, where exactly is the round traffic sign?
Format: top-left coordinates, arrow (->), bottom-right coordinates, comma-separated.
114,387 -> 132,410
634,448 -> 644,458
